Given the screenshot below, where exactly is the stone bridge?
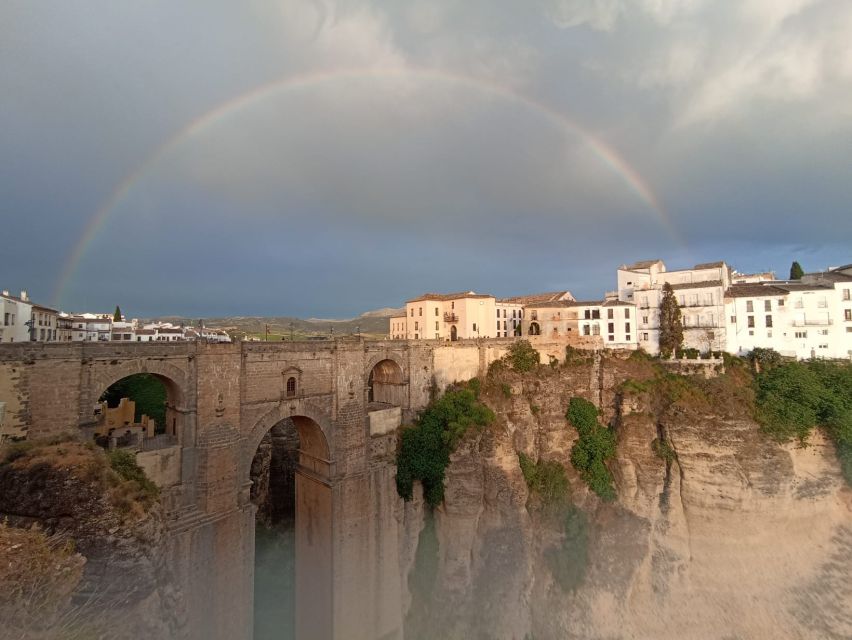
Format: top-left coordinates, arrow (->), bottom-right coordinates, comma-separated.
0,337 -> 547,640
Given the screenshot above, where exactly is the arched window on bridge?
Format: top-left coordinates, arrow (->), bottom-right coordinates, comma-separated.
286,376 -> 297,397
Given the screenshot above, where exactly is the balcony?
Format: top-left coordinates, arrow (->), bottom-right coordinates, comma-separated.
443,313 -> 459,323
792,317 -> 832,326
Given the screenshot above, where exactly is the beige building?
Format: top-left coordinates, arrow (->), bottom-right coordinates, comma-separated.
400,291 -> 497,340
522,298 -> 636,349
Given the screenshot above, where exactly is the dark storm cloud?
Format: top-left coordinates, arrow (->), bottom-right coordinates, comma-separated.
1,0 -> 850,317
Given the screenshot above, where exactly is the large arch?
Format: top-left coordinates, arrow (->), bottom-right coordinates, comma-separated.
81,358 -> 191,444
245,403 -> 334,640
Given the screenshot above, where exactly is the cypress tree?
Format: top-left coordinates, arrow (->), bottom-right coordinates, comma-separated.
659,283 -> 683,358
789,261 -> 804,280
113,305 -> 122,322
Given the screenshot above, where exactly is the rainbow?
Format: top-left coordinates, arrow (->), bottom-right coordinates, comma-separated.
53,66 -> 676,307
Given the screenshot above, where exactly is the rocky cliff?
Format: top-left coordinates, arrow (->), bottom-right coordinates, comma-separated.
401,354 -> 852,640
0,441 -> 186,640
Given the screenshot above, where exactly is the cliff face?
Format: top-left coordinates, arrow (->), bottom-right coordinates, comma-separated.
403,356 -> 852,640
0,442 -> 186,640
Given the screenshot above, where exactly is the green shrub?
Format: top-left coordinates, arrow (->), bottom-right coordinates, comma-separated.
505,340 -> 540,373
396,388 -> 496,507
107,449 -> 158,498
518,452 -> 570,506
545,506 -> 589,591
682,348 -> 699,360
754,360 -> 852,485
651,438 -> 676,463
567,398 -> 617,500
530,404 -> 541,416
467,377 -> 481,398
748,347 -> 783,371
501,383 -> 512,398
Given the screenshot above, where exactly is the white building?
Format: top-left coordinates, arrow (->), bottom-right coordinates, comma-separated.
618,260 -> 731,355
67,314 -> 113,341
0,290 -> 33,343
725,265 -> 852,360
399,291 -> 498,341
522,298 -> 637,349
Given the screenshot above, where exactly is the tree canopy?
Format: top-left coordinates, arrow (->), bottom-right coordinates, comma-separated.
789,261 -> 804,280
658,283 -> 684,358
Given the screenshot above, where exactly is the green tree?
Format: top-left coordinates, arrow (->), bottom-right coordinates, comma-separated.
658,282 -> 683,359
789,261 -> 804,280
505,340 -> 540,372
113,305 -> 123,322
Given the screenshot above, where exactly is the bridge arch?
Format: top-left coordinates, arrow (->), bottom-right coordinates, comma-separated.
81,359 -> 191,442
245,401 -> 334,640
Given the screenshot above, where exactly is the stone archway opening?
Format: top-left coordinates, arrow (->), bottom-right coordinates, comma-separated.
92,373 -> 180,448
367,358 -> 405,407
529,322 -> 541,336
250,415 -> 332,640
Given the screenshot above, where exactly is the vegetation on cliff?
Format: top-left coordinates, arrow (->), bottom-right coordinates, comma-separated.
518,452 -> 570,506
754,358 -> 852,484
0,523 -> 86,640
396,383 -> 496,507
504,340 -> 540,372
567,398 -> 617,500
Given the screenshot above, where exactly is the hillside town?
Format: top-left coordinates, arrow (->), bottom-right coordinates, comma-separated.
391,259 -> 852,361
4,258 -> 851,360
0,292 -> 231,344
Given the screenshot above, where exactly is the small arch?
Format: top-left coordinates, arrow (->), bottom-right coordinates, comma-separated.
450,325 -> 458,341
529,322 -> 541,336
286,376 -> 297,397
367,358 -> 405,406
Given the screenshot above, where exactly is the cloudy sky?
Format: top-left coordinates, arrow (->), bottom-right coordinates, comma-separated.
2,0 -> 851,318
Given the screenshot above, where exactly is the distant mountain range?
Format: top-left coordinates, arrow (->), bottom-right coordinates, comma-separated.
145,307 -> 403,340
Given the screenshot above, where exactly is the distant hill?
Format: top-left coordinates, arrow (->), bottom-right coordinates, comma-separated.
144,306 -> 403,340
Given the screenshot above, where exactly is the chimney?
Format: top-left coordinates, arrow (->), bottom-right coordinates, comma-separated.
20,290 -> 28,301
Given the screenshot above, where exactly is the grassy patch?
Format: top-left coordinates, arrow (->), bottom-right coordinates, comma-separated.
651,438 -> 677,463
518,452 -> 570,506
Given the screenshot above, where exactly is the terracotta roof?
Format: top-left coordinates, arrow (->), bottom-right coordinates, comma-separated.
668,280 -> 724,290
802,271 -> 852,284
158,328 -> 184,334
502,291 -> 574,304
693,261 -> 727,270
31,304 -> 59,313
135,329 -> 156,335
621,259 -> 663,271
406,291 -> 492,303
725,283 -> 789,298
528,300 -> 605,308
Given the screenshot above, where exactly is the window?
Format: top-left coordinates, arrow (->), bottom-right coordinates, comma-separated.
436,322 -> 439,331
414,334 -> 419,339
608,322 -> 614,334
818,298 -> 827,309
592,310 -> 601,319
765,315 -> 773,328
410,309 -> 414,317
846,309 -> 852,321
513,310 -> 517,318
584,310 -> 591,320
503,309 -> 507,318
451,302 -> 455,309
730,316 -> 736,323
592,325 -> 600,336
642,332 -> 649,341
435,308 -> 439,316
419,307 -> 422,316
472,323 -> 477,332
414,321 -> 418,330
497,322 -> 501,331
844,289 -> 850,301
503,321 -> 507,330
583,325 -> 590,336
435,333 -> 440,339
624,308 -> 630,319
778,299 -> 785,307
795,331 -> 807,339
497,310 -> 500,318
607,309 -> 614,319
747,316 -> 755,328
608,335 -> 615,342
286,377 -> 297,397
642,316 -> 649,325
746,301 -> 754,312
819,329 -> 828,335
625,322 -> 631,334
626,335 -> 631,341
767,330 -> 772,338
763,300 -> 771,311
